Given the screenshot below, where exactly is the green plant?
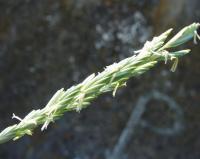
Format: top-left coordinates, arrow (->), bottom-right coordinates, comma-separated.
0,23 -> 199,144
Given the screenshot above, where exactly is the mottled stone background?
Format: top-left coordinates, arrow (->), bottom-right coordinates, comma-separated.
0,0 -> 200,159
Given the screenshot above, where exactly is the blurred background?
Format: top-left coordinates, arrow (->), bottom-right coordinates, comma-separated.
0,0 -> 200,158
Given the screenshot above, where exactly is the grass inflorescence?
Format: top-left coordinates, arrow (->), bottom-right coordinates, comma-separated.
0,23 -> 199,144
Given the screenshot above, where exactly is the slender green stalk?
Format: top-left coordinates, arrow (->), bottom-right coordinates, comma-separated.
0,23 -> 199,144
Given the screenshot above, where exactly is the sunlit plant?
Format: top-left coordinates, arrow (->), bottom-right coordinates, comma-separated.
0,23 -> 199,144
